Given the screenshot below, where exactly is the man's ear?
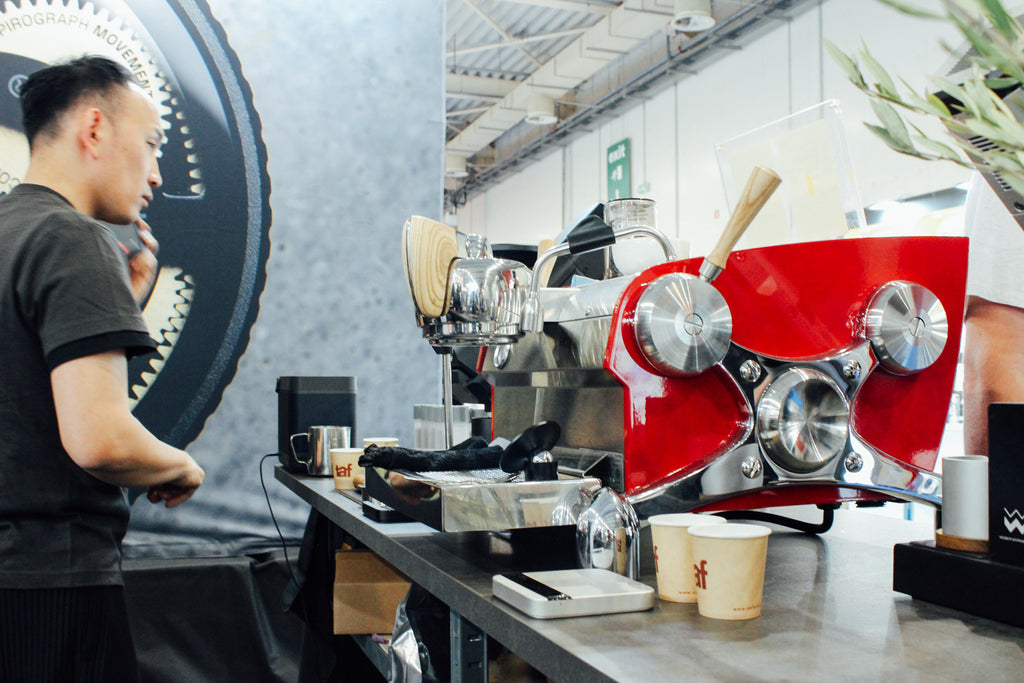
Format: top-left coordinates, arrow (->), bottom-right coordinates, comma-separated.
74,107 -> 105,159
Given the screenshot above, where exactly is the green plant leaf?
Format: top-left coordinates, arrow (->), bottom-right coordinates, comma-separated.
958,112 -> 1024,147
953,15 -> 1003,65
860,42 -> 899,98
824,39 -> 867,88
894,77 -> 956,117
932,76 -> 980,117
978,0 -> 1018,40
876,0 -> 945,20
871,100 -> 916,149
865,122 -> 920,156
926,92 -> 954,117
984,76 -> 1020,91
897,89 -> 945,116
913,135 -> 968,162
847,0 -> 1024,186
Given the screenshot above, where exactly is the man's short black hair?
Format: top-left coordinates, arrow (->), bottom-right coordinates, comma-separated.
19,55 -> 134,148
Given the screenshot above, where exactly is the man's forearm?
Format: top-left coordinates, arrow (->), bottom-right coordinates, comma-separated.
51,350 -> 203,488
77,416 -> 198,487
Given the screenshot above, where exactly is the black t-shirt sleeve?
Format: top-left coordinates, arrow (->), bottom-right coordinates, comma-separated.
46,330 -> 158,371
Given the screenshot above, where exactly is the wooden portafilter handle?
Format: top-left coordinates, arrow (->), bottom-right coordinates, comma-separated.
699,166 -> 782,283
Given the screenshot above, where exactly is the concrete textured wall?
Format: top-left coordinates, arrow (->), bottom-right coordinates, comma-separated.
126,0 -> 444,555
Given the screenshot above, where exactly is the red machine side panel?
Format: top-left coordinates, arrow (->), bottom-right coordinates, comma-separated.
606,236 -> 968,501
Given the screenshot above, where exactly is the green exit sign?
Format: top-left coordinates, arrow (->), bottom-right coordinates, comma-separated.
607,139 -> 630,199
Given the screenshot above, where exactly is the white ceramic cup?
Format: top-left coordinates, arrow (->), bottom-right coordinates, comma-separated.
688,523 -> 771,620
648,513 -> 728,603
942,455 -> 989,540
330,447 -> 365,491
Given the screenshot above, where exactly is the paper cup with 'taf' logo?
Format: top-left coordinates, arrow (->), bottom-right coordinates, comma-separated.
689,523 -> 771,620
330,447 -> 365,491
648,513 -> 727,602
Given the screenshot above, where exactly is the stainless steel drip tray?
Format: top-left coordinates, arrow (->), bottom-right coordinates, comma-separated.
363,466 -> 602,532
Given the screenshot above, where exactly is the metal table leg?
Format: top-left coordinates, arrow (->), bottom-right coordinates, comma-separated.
450,609 -> 487,683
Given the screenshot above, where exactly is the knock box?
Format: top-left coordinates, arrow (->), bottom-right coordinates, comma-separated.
988,403 -> 1024,566
276,376 -> 357,472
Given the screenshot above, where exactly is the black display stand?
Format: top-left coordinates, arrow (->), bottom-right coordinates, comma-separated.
893,540 -> 1024,628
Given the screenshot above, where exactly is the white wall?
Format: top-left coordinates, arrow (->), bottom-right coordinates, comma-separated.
457,0 -> 971,257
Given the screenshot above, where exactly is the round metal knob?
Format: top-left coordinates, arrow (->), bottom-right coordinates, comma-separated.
865,281 -> 947,375
756,367 -> 850,474
633,273 -> 732,376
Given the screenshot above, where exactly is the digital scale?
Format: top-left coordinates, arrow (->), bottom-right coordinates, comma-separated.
493,568 -> 655,619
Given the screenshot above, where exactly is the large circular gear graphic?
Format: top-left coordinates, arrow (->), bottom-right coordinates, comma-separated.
0,0 -> 271,447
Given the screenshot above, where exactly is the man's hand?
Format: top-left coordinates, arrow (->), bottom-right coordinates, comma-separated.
146,456 -> 205,508
128,217 -> 159,304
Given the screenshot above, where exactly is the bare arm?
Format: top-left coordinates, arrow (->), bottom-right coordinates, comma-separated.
50,349 -> 204,506
963,296 -> 1024,456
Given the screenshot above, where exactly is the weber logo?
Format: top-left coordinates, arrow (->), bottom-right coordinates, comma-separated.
1004,508 -> 1024,536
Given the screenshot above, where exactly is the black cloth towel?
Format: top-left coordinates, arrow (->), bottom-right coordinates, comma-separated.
358,436 -> 503,471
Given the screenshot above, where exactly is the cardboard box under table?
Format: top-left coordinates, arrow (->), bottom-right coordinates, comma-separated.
333,551 -> 411,635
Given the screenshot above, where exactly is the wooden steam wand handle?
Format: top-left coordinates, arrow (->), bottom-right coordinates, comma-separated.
700,166 -> 782,283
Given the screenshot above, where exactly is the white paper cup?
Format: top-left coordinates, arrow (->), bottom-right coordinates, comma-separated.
648,513 -> 727,603
689,523 -> 771,620
363,437 -> 399,448
330,447 -> 365,491
942,455 -> 989,541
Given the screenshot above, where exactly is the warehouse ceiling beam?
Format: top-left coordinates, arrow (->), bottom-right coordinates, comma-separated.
447,27 -> 592,57
446,73 -> 519,99
463,0 -> 544,68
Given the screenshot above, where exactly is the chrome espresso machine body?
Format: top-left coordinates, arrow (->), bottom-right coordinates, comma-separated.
375,167 -> 966,577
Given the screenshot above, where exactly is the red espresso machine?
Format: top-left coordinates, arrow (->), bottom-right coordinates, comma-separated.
381,167 -> 966,577
482,232 -> 963,517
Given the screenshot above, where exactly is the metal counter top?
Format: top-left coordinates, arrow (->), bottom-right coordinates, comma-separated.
276,468 -> 1024,683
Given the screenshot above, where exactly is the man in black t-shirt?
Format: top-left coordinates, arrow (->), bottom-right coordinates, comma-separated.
0,56 -> 205,681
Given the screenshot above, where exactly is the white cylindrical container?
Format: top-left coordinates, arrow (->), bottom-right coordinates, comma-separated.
942,455 -> 989,541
